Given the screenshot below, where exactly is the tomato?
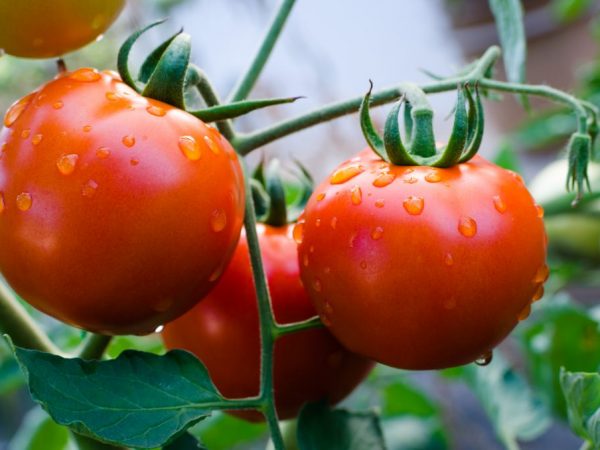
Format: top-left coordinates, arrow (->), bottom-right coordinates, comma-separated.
162,224 -> 374,421
0,0 -> 125,58
0,68 -> 244,335
296,149 -> 548,370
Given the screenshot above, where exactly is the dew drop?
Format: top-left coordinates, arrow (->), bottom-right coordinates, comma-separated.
105,92 -> 118,102
130,158 -> 139,166
32,133 -> 43,145
533,264 -> 549,283
82,179 -> 98,198
458,216 -> 477,238
56,154 -> 79,175
475,351 -> 493,366
309,245 -> 315,253
153,298 -> 173,313
315,218 -> 321,227
209,265 -> 224,282
371,226 -> 384,240
82,124 -> 92,132
204,135 -> 221,154
52,101 -> 64,110
321,314 -> 332,327
375,199 -> 385,208
20,128 -> 30,139
122,135 -> 135,148
178,135 -> 201,161
0,192 -> 4,213
444,253 -> 454,266
316,192 -> 326,201
147,105 -> 167,117
96,147 -> 110,159
425,170 -> 442,183
16,192 -> 32,211
302,253 -> 309,267
360,260 -> 367,270
313,278 -> 322,292
293,221 -> 305,244
330,164 -> 364,184
536,204 -> 544,218
323,301 -> 333,315
154,325 -> 165,333
403,196 -> 424,215
509,170 -> 524,184
404,176 -> 418,184
349,231 -> 358,248
210,209 -> 227,232
372,172 -> 395,187
493,195 -> 507,213
324,266 -> 331,274
330,217 -> 338,229
350,185 -> 362,205
69,68 -> 101,82
532,285 -> 544,302
4,93 -> 35,127
518,304 -> 531,321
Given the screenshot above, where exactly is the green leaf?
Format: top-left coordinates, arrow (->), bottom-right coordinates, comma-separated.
381,381 -> 438,418
493,141 -> 522,172
560,369 -> 600,447
463,352 -> 550,448
163,432 -> 206,450
297,402 -> 386,450
12,344 -> 226,449
192,413 -> 266,450
488,0 -> 529,107
8,408 -> 74,450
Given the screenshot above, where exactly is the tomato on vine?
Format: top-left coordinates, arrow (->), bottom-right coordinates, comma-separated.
162,160 -> 374,421
0,0 -> 125,58
296,84 -> 548,370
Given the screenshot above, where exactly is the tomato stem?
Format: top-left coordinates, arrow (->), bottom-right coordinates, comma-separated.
273,316 -> 324,338
78,334 -> 113,360
227,0 -> 297,103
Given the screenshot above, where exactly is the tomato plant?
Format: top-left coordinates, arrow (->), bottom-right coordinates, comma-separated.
163,223 -> 374,421
0,0 -> 125,58
0,68 -> 245,335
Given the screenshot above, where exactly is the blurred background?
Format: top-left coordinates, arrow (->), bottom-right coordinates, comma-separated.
1,0 -> 600,449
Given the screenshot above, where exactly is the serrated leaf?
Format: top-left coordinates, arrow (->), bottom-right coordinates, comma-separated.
297,402 -> 386,450
8,408 -> 75,450
12,345 -> 226,449
488,0 -> 529,107
464,352 -> 550,448
560,369 -> 600,448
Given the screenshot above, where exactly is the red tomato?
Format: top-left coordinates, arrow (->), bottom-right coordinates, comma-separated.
0,0 -> 125,58
296,149 -> 548,370
162,224 -> 374,421
0,68 -> 244,335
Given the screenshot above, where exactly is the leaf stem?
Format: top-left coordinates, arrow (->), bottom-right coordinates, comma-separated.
228,0 -> 297,103
78,334 -> 113,360
0,281 -> 60,354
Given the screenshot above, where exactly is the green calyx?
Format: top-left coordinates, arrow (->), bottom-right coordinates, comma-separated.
252,159 -> 313,227
360,80 -> 484,167
117,21 -> 301,122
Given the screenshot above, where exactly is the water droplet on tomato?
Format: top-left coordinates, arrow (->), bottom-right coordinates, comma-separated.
493,195 -> 507,213
324,266 -> 331,274
371,226 -> 384,240
533,264 -> 549,283
96,147 -> 110,159
82,125 -> 92,132
105,92 -> 118,102
20,128 -> 30,139
302,253 -> 309,267
16,192 -> 32,211
330,217 -> 338,229
360,260 -> 367,270
316,192 -> 326,201
0,192 -> 5,213
315,218 -> 321,227
69,68 -> 101,82
178,136 -> 201,161
518,304 -> 531,321
52,101 -> 64,110
82,180 -> 98,198
313,278 -> 322,292
147,105 -> 166,117
130,158 -> 139,166
209,265 -> 224,282
375,199 -> 385,208
56,154 -> 79,175
204,135 -> 220,154
403,196 -> 424,215
444,253 -> 454,266
373,172 -> 395,187
509,170 -> 524,184
293,221 -> 305,244
475,351 -> 493,366
350,185 -> 362,205
122,135 -> 135,148
404,176 -> 418,184
210,209 -> 227,232
31,134 -> 43,146
349,231 -> 358,248
309,245 -> 315,253
153,298 -> 173,313
425,170 -> 442,183
536,204 -> 544,218
458,216 -> 477,237
532,285 -> 544,302
4,93 -> 35,127
330,164 -> 364,184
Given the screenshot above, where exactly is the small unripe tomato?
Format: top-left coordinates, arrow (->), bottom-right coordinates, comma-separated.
0,68 -> 244,335
297,149 -> 548,370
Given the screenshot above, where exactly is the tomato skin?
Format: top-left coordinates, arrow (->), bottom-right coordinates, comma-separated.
162,224 -> 374,421
297,149 -> 548,370
0,0 -> 125,58
0,69 -> 244,335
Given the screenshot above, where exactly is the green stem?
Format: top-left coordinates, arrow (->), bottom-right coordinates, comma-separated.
78,334 -> 113,360
228,0 -> 297,103
233,47 -> 502,155
0,281 -> 60,354
274,316 -> 324,338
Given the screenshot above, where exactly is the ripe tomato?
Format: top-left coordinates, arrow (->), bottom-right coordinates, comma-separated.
0,68 -> 244,335
0,0 -> 125,58
162,224 -> 374,421
296,149 -> 548,370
